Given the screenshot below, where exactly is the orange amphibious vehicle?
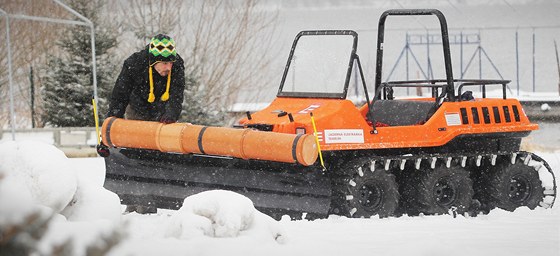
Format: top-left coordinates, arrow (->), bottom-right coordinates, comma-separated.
102,9 -> 556,218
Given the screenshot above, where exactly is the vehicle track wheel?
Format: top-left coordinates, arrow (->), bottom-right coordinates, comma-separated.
474,157 -> 544,212
401,165 -> 473,216
331,158 -> 399,218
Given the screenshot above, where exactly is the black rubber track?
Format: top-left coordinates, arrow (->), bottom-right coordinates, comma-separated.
473,154 -> 544,212
399,163 -> 474,216
331,157 -> 399,218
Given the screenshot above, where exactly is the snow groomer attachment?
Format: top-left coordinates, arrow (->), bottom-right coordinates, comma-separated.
101,117 -> 318,165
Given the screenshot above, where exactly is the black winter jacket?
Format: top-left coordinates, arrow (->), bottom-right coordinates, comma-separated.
107,47 -> 185,122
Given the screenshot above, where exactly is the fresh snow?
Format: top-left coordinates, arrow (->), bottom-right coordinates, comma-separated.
0,141 -> 78,214
0,140 -> 559,255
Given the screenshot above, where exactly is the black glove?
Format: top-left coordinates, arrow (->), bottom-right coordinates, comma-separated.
96,144 -> 110,157
159,116 -> 176,124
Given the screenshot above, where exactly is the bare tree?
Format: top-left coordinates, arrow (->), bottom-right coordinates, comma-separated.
118,0 -> 183,48
117,0 -> 279,124
1,0 -> 278,129
555,40 -> 560,96
180,0 -> 279,112
0,0 -> 69,128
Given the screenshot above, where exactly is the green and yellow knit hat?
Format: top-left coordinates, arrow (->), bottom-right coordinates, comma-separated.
148,34 -> 177,63
147,34 -> 176,103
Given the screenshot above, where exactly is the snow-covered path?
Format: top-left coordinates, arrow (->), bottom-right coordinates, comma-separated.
114,206 -> 559,256
281,208 -> 559,256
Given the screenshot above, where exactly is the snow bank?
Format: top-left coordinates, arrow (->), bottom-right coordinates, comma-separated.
0,169 -> 36,224
0,140 -> 122,256
165,190 -> 285,243
1,140 -> 288,255
60,180 -> 121,223
0,140 -> 77,214
108,190 -> 286,255
0,140 -> 121,223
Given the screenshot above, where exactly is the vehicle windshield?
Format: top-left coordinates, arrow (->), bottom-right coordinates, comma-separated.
278,32 -> 356,98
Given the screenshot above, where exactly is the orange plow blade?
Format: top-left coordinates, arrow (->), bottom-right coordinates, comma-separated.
101,117 -> 318,166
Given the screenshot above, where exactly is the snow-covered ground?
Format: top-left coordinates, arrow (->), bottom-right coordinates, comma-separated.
1,140 -> 558,256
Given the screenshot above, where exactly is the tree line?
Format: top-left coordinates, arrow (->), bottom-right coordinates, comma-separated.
0,0 -> 278,128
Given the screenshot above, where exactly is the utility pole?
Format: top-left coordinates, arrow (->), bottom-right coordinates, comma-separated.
555,40 -> 560,96
30,67 -> 35,128
1,9 -> 16,140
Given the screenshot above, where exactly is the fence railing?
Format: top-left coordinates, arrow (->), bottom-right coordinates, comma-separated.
0,127 -> 97,148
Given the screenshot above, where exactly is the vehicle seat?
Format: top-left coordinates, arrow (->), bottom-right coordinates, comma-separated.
368,100 -> 435,126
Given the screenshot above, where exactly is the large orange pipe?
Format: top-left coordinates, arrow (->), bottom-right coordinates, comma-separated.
101,117 -> 318,166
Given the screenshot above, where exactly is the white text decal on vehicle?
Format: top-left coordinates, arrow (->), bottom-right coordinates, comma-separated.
324,129 -> 365,144
298,104 -> 321,114
445,113 -> 462,126
315,131 -> 323,142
